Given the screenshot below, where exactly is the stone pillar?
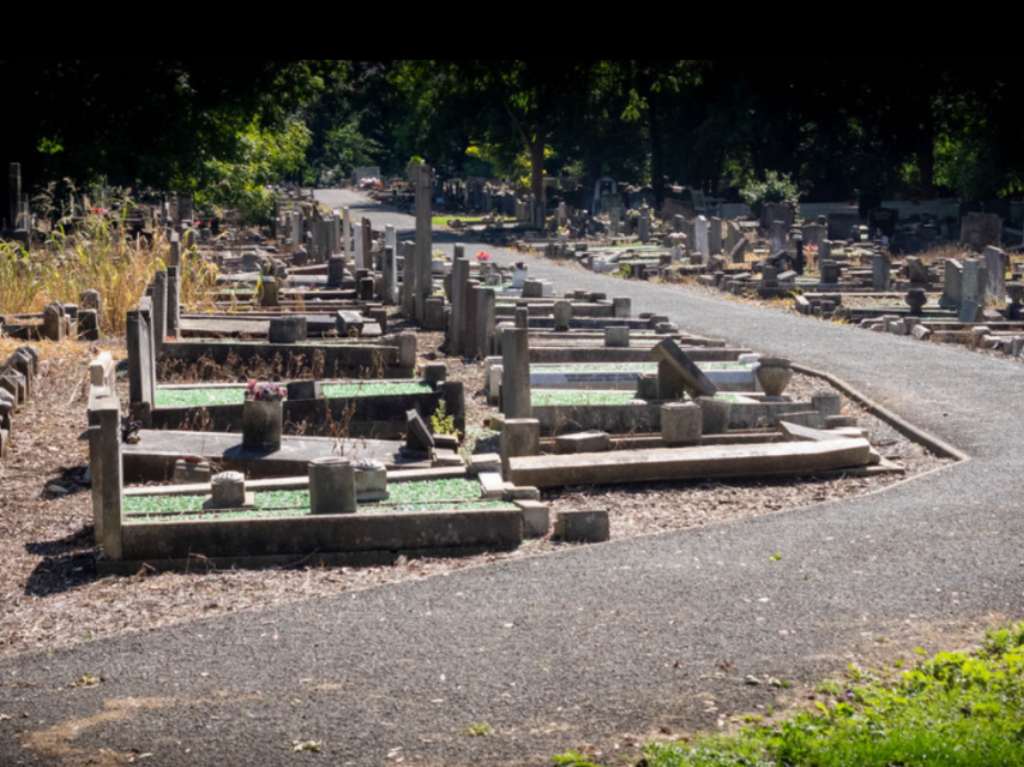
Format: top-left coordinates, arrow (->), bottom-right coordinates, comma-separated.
960,259 -> 984,322
353,221 -> 364,271
612,297 -> 631,318
465,281 -> 481,360
166,266 -> 180,337
342,207 -> 352,258
501,327 -> 531,418
168,231 -> 181,268
361,217 -> 373,271
395,331 -> 417,372
553,300 -> 572,332
151,271 -> 167,354
328,255 -> 346,289
477,286 -> 496,359
871,254 -> 890,291
514,306 -> 530,329
940,259 -> 963,310
708,217 -> 722,255
89,394 -> 123,559
500,417 -> 540,478
984,246 -> 1007,304
8,162 -> 20,231
638,204 -> 651,242
449,249 -> 469,355
694,215 -> 710,263
384,225 -> 398,304
400,241 -> 416,317
309,456 -> 356,514
411,162 -> 433,323
261,276 -> 279,307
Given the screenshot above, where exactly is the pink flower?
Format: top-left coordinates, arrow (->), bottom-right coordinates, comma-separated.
476,251 -> 491,262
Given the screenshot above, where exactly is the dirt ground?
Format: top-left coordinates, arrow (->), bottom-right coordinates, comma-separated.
0,331 -> 951,661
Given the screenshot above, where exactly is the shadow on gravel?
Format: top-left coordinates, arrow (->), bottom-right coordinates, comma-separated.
24,526 -> 98,596
39,465 -> 92,501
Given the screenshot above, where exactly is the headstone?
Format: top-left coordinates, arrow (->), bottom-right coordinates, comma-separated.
960,259 -> 984,322
708,217 -> 722,255
411,162 -> 433,323
352,221 -> 364,270
269,316 -> 307,343
940,259 -> 963,310
500,418 -> 540,478
342,207 -> 352,258
960,212 -> 1002,250
210,471 -> 246,508
983,246 -> 1007,303
694,215 -> 710,262
605,326 -> 630,348
360,216 -> 373,270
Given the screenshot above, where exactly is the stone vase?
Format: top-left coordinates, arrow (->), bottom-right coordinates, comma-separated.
756,357 -> 793,397
242,398 -> 283,450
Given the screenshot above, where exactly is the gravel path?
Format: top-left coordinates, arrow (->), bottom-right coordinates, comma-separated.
2,191 -> 1021,767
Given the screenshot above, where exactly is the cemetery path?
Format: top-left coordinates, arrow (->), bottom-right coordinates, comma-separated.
3,191 -> 1021,767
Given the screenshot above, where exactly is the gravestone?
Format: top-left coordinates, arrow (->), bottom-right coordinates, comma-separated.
694,215 -> 710,262
940,259 -> 963,310
960,259 -> 984,322
983,246 -> 1007,303
872,254 -> 891,291
708,216 -> 722,255
960,212 -> 1002,250
501,328 -> 531,418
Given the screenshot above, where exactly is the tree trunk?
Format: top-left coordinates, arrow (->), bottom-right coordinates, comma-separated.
530,138 -> 545,229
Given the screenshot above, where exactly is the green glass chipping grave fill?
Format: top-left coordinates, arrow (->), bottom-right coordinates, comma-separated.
121,478 -> 502,523
154,381 -> 432,408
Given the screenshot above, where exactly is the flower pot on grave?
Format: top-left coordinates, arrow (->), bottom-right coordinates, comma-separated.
242,398 -> 283,450
755,357 -> 793,397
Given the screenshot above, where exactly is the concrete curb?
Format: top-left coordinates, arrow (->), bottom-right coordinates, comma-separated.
791,363 -> 970,463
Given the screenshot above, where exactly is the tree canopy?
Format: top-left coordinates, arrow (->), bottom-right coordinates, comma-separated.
4,59 -> 1022,224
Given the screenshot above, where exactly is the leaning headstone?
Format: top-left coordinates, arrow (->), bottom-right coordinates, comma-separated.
651,339 -> 718,398
406,409 -> 435,453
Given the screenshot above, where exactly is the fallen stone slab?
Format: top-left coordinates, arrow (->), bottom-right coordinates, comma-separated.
508,438 -> 872,489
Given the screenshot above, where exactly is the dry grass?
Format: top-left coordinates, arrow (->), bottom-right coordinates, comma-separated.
0,213 -> 218,336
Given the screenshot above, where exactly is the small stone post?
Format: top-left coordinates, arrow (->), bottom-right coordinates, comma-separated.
501,327 -> 531,418
500,417 -> 540,478
309,456 -> 357,514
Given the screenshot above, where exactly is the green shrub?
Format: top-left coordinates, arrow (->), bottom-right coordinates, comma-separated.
740,170 -> 799,218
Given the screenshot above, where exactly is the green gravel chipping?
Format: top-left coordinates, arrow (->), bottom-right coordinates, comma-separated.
532,389 -> 638,407
122,478 -> 507,523
154,381 -> 432,409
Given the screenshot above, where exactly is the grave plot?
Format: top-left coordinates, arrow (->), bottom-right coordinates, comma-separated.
0,298 -> 100,341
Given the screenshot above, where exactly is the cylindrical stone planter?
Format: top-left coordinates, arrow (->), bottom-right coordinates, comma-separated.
755,357 -> 793,397
242,398 -> 283,450
308,456 -> 357,514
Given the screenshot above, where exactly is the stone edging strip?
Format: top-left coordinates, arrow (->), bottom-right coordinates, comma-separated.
791,363 -> 970,463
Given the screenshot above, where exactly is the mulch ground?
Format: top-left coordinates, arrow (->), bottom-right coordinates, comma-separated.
0,330 -> 950,660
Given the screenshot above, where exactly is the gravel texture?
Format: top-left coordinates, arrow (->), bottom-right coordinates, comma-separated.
2,192 -> 1005,767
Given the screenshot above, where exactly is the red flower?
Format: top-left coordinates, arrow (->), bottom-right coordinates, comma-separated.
476,251 -> 491,261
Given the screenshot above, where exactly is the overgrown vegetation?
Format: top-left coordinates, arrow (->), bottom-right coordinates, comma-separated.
0,207 -> 217,335
554,622 -> 1024,767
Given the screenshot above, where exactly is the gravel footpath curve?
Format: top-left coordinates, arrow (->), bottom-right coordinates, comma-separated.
2,191 -> 1021,767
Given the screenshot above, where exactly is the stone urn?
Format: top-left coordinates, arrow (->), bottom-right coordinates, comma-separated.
756,357 -> 793,397
242,398 -> 283,450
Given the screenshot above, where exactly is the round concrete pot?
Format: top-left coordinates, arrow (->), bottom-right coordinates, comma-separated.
242,398 -> 283,450
755,357 -> 793,397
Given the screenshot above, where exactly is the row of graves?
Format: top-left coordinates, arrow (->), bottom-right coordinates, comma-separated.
526,194 -> 1024,360
85,167 -> 900,573
0,345 -> 39,460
